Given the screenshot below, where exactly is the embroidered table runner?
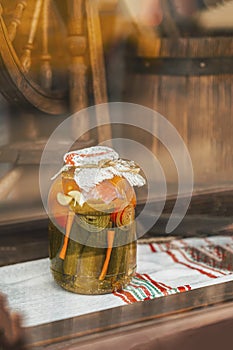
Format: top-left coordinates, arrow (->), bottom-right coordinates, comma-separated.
0,235 -> 232,327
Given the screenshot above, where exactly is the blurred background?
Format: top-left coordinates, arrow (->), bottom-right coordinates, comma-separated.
0,0 -> 232,228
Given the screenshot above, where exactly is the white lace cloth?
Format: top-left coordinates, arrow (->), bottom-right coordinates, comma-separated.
52,146 -> 146,192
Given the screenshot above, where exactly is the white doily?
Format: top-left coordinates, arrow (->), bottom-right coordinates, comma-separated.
52,146 -> 146,195
64,146 -> 119,166
74,159 -> 145,192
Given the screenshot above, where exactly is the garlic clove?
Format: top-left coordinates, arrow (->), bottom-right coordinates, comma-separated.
68,190 -> 85,207
57,192 -> 72,206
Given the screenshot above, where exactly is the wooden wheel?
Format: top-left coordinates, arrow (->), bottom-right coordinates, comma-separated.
0,0 -> 70,115
0,0 -> 112,142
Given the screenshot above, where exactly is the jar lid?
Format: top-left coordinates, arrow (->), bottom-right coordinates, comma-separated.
52,146 -> 146,194
64,146 -> 119,166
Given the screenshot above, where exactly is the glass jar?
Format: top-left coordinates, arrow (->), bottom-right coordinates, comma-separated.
48,146 -> 145,294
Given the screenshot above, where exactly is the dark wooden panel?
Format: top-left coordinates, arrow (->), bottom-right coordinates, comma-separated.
0,219 -> 49,266
25,280 -> 233,348
42,302 -> 233,350
127,57 -> 233,76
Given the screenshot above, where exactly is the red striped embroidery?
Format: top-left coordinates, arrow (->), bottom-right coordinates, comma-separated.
113,291 -> 130,304
134,274 -> 164,297
117,289 -> 138,303
180,248 -> 226,276
177,285 -> 191,293
130,283 -> 151,299
157,280 -> 173,290
139,273 -> 171,296
166,250 -> 217,279
149,243 -> 156,252
156,243 -> 165,252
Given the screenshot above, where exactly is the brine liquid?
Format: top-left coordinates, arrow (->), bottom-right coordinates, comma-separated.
48,218 -> 137,294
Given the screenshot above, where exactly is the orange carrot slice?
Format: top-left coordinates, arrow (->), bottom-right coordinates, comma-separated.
99,230 -> 115,281
59,210 -> 75,260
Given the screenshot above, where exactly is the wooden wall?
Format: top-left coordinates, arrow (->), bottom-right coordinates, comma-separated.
115,37 -> 233,190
